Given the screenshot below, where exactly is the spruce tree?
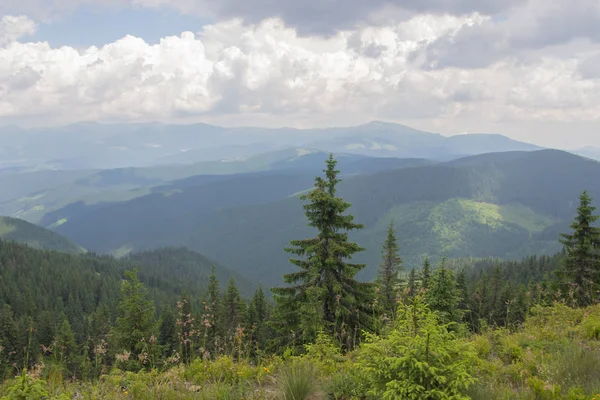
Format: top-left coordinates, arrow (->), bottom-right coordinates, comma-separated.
158,306 -> 178,356
425,259 -> 462,325
272,154 -> 374,350
456,270 -> 470,322
407,268 -> 417,299
113,269 -> 156,358
559,190 -> 600,306
376,220 -> 403,320
56,316 -> 80,376
221,277 -> 247,352
248,286 -> 270,354
205,267 -> 221,354
421,257 -> 431,291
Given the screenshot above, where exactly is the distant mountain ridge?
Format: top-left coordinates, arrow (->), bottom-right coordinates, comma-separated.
51,149 -> 596,286
1,121 -> 541,170
0,148 -> 430,225
571,146 -> 600,161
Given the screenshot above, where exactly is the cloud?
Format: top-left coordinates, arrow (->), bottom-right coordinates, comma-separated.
414,0 -> 600,69
1,0 -> 520,35
186,0 -> 520,36
0,13 -> 600,148
579,53 -> 600,79
0,15 -> 37,46
0,0 -> 131,22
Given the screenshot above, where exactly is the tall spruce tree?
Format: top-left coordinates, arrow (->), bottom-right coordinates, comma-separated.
376,220 -> 403,320
559,190 -> 600,306
272,154 -> 374,350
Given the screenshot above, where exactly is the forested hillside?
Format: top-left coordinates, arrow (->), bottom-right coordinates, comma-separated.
0,216 -> 84,254
51,149 -> 599,286
1,155 -> 599,399
0,242 -> 257,344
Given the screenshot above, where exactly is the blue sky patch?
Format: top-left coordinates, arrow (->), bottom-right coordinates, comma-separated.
30,5 -> 212,48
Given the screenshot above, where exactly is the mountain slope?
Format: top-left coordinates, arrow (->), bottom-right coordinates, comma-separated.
0,216 -> 85,254
125,247 -> 258,298
0,241 -> 258,336
51,150 -> 593,286
38,154 -> 431,228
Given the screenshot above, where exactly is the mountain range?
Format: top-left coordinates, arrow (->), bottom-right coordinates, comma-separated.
47,149 -> 597,286
1,120 -> 596,289
0,121 -> 540,170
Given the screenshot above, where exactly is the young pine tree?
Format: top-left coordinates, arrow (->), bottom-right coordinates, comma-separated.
55,315 -> 80,377
376,220 -> 403,321
407,268 -> 417,299
421,257 -> 431,291
357,295 -> 477,399
425,259 -> 462,325
272,154 -> 374,350
559,190 -> 600,306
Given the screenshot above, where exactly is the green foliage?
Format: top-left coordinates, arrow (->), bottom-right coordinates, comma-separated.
558,191 -> 600,306
272,154 -> 374,350
302,332 -> 344,375
275,359 -> 323,400
356,296 -> 477,399
0,217 -> 84,254
113,269 -> 156,368
421,257 -> 431,290
375,220 -> 403,321
470,303 -> 600,400
407,268 -> 417,299
1,373 -> 49,400
55,316 -> 80,377
426,259 -> 463,325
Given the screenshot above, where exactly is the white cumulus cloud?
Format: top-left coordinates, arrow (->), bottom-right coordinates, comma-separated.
0,15 -> 37,46
0,11 -> 600,147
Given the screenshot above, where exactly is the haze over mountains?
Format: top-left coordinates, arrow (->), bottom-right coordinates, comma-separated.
0,121 -> 540,170
1,120 -> 598,288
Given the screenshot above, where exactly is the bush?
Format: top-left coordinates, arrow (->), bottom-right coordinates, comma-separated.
356,296 -> 477,399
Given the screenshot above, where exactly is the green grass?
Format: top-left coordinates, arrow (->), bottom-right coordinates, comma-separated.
275,361 -> 323,400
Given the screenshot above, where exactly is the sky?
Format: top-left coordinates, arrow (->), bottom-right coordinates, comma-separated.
0,0 -> 599,149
